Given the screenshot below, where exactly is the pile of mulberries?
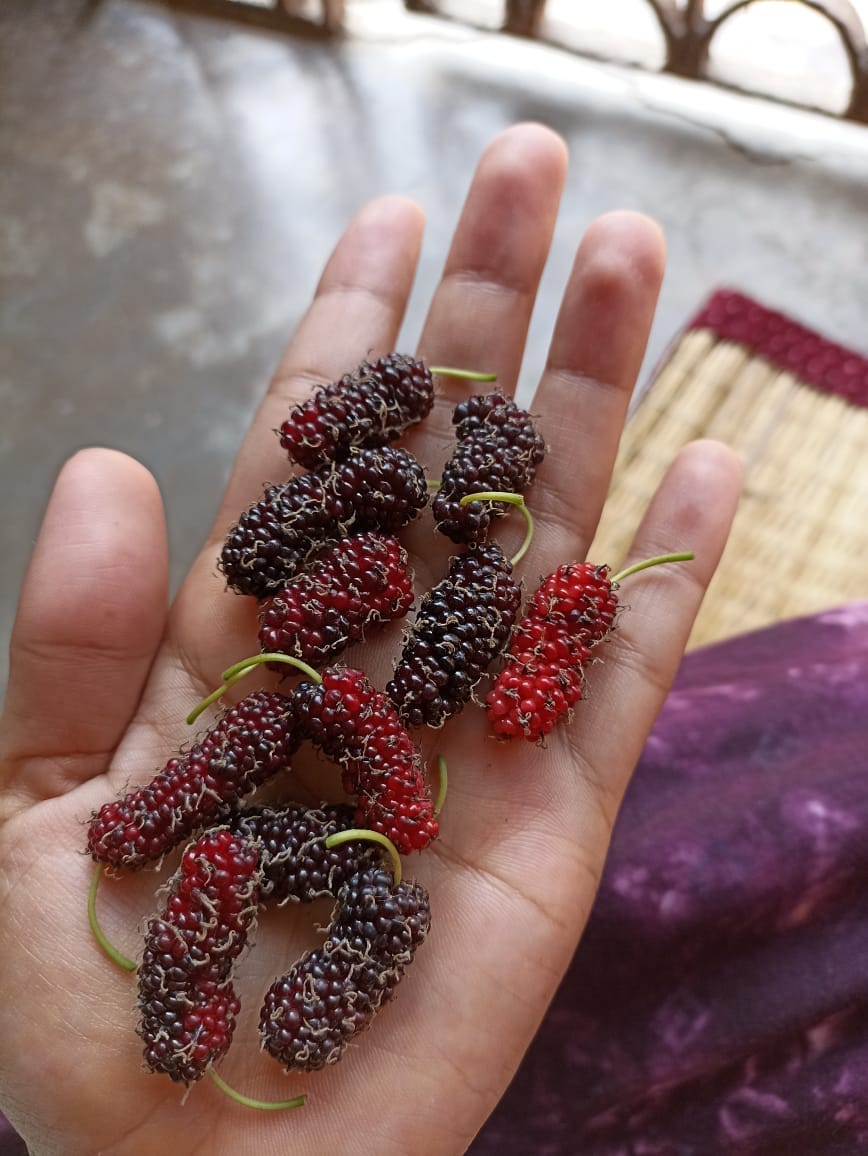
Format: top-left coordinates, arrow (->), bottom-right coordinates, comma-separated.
220,446 -> 428,599
85,351 -> 687,1097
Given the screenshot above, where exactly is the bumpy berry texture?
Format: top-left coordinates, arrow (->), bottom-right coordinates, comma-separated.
260,869 -> 430,1071
220,446 -> 428,598
228,802 -> 383,904
294,667 -> 439,854
137,828 -> 261,1084
260,945 -> 396,1073
433,391 -> 546,544
87,691 -> 299,871
522,562 -> 619,648
331,867 -> 431,965
258,533 -> 414,668
279,354 -> 435,470
387,542 -> 521,728
486,562 -> 619,741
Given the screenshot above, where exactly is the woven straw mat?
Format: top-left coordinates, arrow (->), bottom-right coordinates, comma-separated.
587,289 -> 868,649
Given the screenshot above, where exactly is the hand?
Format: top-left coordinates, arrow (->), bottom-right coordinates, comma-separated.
0,123 -> 741,1156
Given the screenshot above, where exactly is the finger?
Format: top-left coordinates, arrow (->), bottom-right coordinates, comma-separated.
411,123 -> 568,455
568,439 -> 743,842
111,196 -> 426,715
0,450 -> 168,805
526,211 -> 667,572
208,195 -> 426,543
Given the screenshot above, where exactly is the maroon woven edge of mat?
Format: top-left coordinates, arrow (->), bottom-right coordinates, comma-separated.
689,288 -> 868,406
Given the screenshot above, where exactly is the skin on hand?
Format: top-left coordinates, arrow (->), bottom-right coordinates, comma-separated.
0,123 -> 742,1156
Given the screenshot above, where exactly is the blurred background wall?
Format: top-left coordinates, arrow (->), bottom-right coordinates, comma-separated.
2,0 -> 867,699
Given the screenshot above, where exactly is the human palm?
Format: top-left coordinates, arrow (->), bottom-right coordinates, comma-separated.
0,125 -> 741,1156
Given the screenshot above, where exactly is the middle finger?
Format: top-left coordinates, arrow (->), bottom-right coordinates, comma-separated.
407,121 -> 569,464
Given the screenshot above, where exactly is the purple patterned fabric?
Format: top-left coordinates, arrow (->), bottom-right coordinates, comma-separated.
473,603 -> 868,1156
0,1116 -> 25,1156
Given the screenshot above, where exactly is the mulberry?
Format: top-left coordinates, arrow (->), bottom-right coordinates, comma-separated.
486,562 -> 617,741
137,829 -> 260,1083
279,354 -> 434,470
294,667 -> 438,854
220,446 -> 428,598
387,543 -> 521,728
433,392 -> 545,544
228,802 -> 382,904
260,868 -> 430,1071
87,691 -> 299,871
487,555 -> 693,740
258,533 -> 414,668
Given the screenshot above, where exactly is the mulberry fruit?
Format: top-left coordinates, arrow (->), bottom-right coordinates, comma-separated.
387,542 -> 521,728
137,828 -> 261,1083
260,868 -> 430,1071
486,562 -> 618,741
220,446 -> 428,598
294,667 -> 439,854
259,945 -> 395,1073
258,533 -> 414,668
487,554 -> 694,740
87,691 -> 299,870
433,392 -> 545,544
331,866 -> 431,965
228,802 -> 383,904
279,354 -> 434,470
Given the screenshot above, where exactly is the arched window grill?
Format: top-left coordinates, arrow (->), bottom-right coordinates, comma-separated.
193,0 -> 868,123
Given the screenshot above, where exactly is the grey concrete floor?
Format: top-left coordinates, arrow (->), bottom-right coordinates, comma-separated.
2,0 -> 868,700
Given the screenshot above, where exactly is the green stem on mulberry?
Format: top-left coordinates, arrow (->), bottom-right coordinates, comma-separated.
612,551 -> 695,585
459,491 -> 534,567
426,479 -> 441,491
221,653 -> 322,685
87,865 -> 137,973
207,1069 -> 306,1112
325,829 -> 402,886
187,654 -> 323,726
429,367 -> 497,382
433,755 -> 448,816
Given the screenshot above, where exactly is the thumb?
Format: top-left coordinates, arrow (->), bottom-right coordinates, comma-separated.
0,449 -> 168,807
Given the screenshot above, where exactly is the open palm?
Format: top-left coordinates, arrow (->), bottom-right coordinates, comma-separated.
0,124 -> 741,1156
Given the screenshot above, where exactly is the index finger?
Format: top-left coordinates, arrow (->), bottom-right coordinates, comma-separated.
208,194 -> 426,544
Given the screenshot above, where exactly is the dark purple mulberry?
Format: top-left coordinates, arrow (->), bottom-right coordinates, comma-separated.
258,533 -> 414,668
137,828 -> 261,1083
220,446 -> 428,598
432,392 -> 545,543
87,691 -> 300,871
279,353 -> 435,469
386,542 -> 521,728
260,869 -> 431,1071
228,802 -> 383,904
259,944 -> 395,1072
331,866 -> 431,966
